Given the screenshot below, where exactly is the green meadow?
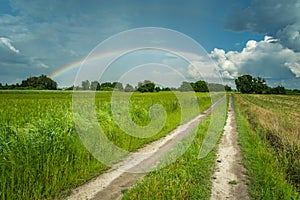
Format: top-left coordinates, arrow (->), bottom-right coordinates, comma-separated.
1,91 -> 298,200
0,91 -> 217,199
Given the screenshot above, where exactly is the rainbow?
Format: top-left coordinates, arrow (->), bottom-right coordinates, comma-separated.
49,59 -> 83,79
49,48 -> 192,79
49,51 -> 122,79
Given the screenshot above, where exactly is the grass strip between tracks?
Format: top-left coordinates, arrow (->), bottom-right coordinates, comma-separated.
122,95 -> 228,199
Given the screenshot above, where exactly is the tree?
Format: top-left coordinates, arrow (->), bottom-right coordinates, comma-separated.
224,85 -> 232,92
235,74 -> 286,94
235,75 -> 255,93
21,74 -> 57,90
270,86 -> 286,94
191,80 -> 208,92
100,82 -> 113,91
113,82 -> 123,91
81,80 -> 90,90
178,81 -> 193,92
124,84 -> 134,92
155,86 -> 161,92
137,80 -> 155,92
252,77 -> 269,94
65,85 -> 74,90
161,87 -> 171,91
90,81 -> 99,90
96,82 -> 101,90
38,75 -> 57,90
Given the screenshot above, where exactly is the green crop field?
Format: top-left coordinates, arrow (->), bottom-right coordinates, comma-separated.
0,90 -> 224,200
3,91 -> 298,200
233,94 -> 300,199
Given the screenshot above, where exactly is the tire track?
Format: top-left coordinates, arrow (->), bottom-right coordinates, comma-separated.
210,95 -> 249,200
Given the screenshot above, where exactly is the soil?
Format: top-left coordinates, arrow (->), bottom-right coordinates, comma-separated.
66,97 -> 224,200
210,96 -> 249,200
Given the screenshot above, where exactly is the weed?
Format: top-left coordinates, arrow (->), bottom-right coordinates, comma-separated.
228,180 -> 237,185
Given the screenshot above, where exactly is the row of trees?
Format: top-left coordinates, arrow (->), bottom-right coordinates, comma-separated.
79,80 -> 124,91
0,75 -> 57,90
73,79 -> 232,92
1,74 -> 296,95
178,80 -> 231,92
69,80 -> 162,92
235,75 -> 286,94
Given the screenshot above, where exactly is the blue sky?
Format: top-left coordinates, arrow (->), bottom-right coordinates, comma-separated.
0,0 -> 300,89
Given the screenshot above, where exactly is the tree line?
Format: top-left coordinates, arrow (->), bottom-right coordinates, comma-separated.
0,75 -> 57,90
66,79 -> 232,92
1,74 -> 299,94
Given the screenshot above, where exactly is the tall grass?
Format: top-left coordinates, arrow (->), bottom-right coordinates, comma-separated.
0,93 -> 104,199
233,94 -> 300,198
0,91 -> 217,199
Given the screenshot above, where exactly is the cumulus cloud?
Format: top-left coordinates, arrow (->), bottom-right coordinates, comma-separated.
210,36 -> 300,86
285,62 -> 300,77
187,60 -> 223,85
0,37 -> 20,53
226,0 -> 300,51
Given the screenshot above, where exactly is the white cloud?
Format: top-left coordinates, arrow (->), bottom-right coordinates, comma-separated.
187,60 -> 222,84
29,58 -> 49,69
284,62 -> 300,77
210,36 -> 300,83
0,37 -> 20,53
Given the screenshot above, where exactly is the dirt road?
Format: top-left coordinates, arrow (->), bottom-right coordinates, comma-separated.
66,97 -> 225,200
210,96 -> 249,200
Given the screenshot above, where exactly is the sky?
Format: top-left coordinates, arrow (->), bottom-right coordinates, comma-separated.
0,0 -> 300,89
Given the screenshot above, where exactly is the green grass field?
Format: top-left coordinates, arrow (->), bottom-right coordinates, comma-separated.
0,91 -> 220,200
2,91 -> 298,199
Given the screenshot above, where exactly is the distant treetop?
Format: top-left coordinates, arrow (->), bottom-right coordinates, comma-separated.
0,74 -> 57,90
235,74 -> 286,94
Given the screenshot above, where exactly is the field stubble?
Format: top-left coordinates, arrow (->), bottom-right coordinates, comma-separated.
233,94 -> 300,194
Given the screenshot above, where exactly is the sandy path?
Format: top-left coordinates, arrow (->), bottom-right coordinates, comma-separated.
210,96 -> 249,200
66,97 -> 225,200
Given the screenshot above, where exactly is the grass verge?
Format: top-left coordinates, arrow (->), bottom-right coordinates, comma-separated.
233,95 -> 299,199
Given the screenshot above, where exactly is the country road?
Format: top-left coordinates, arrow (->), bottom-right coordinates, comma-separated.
210,96 -> 249,200
66,96 -> 225,200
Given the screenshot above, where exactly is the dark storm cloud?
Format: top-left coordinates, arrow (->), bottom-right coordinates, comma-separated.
226,0 -> 300,51
0,0 -> 130,84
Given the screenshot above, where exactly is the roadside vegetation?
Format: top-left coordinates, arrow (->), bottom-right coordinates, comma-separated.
233,94 -> 300,199
0,91 -> 223,199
